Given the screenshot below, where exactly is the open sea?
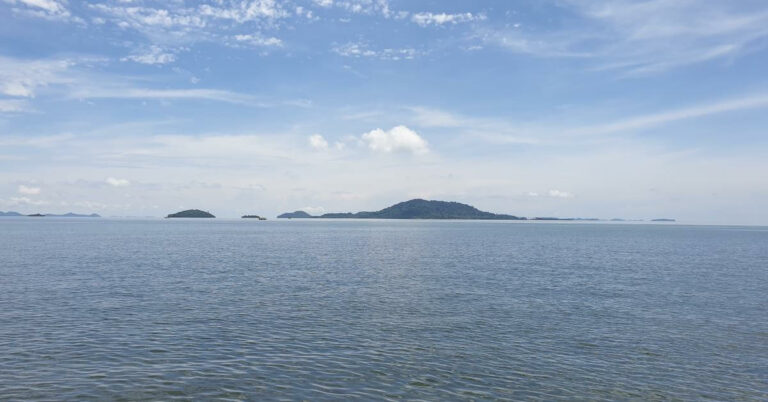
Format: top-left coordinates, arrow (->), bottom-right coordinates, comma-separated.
0,218 -> 766,400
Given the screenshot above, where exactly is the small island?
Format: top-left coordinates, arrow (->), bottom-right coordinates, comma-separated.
651,218 -> 676,222
166,209 -> 215,218
242,215 -> 267,220
279,199 -> 525,220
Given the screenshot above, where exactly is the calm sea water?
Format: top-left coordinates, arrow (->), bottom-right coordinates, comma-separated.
0,219 -> 766,400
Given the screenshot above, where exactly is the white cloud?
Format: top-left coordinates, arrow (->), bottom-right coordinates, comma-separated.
411,12 -> 485,27
106,177 -> 130,187
70,87 -> 275,106
0,99 -> 32,113
18,185 -> 41,195
570,93 -> 768,136
0,56 -> 73,97
332,0 -> 391,17
408,106 -> 464,127
480,1 -> 768,74
333,42 -> 419,60
313,0 -> 333,8
361,125 -> 429,155
309,134 -> 329,150
4,0 -> 72,20
232,33 -> 283,47
1,196 -> 48,207
548,189 -> 574,198
122,46 -> 177,65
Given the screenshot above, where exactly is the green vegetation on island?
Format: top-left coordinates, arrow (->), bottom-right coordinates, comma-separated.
166,209 -> 215,218
277,210 -> 314,219
279,199 -> 525,220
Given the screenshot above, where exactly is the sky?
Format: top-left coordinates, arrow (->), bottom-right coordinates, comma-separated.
1,0 -> 768,224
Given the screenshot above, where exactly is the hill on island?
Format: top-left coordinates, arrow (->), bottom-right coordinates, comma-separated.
278,199 -> 525,220
166,209 -> 215,218
277,210 -> 314,219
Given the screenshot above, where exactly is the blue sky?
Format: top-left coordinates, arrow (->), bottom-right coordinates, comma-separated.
1,0 -> 768,223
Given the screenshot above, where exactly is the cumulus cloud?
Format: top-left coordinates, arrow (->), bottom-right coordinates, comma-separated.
122,46 -> 177,65
361,125 -> 429,155
411,12 -> 485,27
313,0 -> 333,8
18,185 -> 41,195
308,134 -> 329,150
106,177 -> 130,187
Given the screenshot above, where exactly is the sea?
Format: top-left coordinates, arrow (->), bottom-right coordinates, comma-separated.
1,218 -> 766,400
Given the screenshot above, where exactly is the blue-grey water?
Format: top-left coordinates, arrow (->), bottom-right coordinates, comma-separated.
1,219 -> 766,400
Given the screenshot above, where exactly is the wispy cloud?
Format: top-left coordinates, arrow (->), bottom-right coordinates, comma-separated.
3,0 -> 75,21
18,184 -> 41,195
121,45 -> 177,65
70,86 -> 307,107
411,12 -> 485,27
0,99 -> 32,113
480,1 -> 768,75
0,56 -> 73,97
333,42 -> 419,60
106,177 -> 130,187
569,93 -> 768,136
230,33 -> 283,47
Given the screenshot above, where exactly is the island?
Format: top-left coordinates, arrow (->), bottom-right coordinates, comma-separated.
277,210 -> 314,219
651,218 -> 676,222
0,211 -> 23,217
19,212 -> 100,217
242,215 -> 267,220
166,209 -> 215,218
278,199 -> 525,220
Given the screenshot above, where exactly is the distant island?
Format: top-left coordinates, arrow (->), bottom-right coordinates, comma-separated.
242,215 -> 267,220
166,209 -> 215,218
651,218 -> 676,222
0,211 -> 23,217
279,199 -> 525,220
277,210 -> 314,219
0,211 -> 100,218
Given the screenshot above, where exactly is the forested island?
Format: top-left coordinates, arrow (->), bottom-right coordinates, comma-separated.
279,199 -> 525,220
166,209 -> 215,218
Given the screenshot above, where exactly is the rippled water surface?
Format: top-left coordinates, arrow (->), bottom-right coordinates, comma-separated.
1,219 -> 767,400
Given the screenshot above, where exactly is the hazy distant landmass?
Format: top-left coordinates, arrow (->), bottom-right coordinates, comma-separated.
279,199 -> 525,220
242,215 -> 267,220
45,213 -> 100,218
651,218 -> 676,222
166,209 -> 215,218
0,211 -> 100,217
0,211 -> 23,217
